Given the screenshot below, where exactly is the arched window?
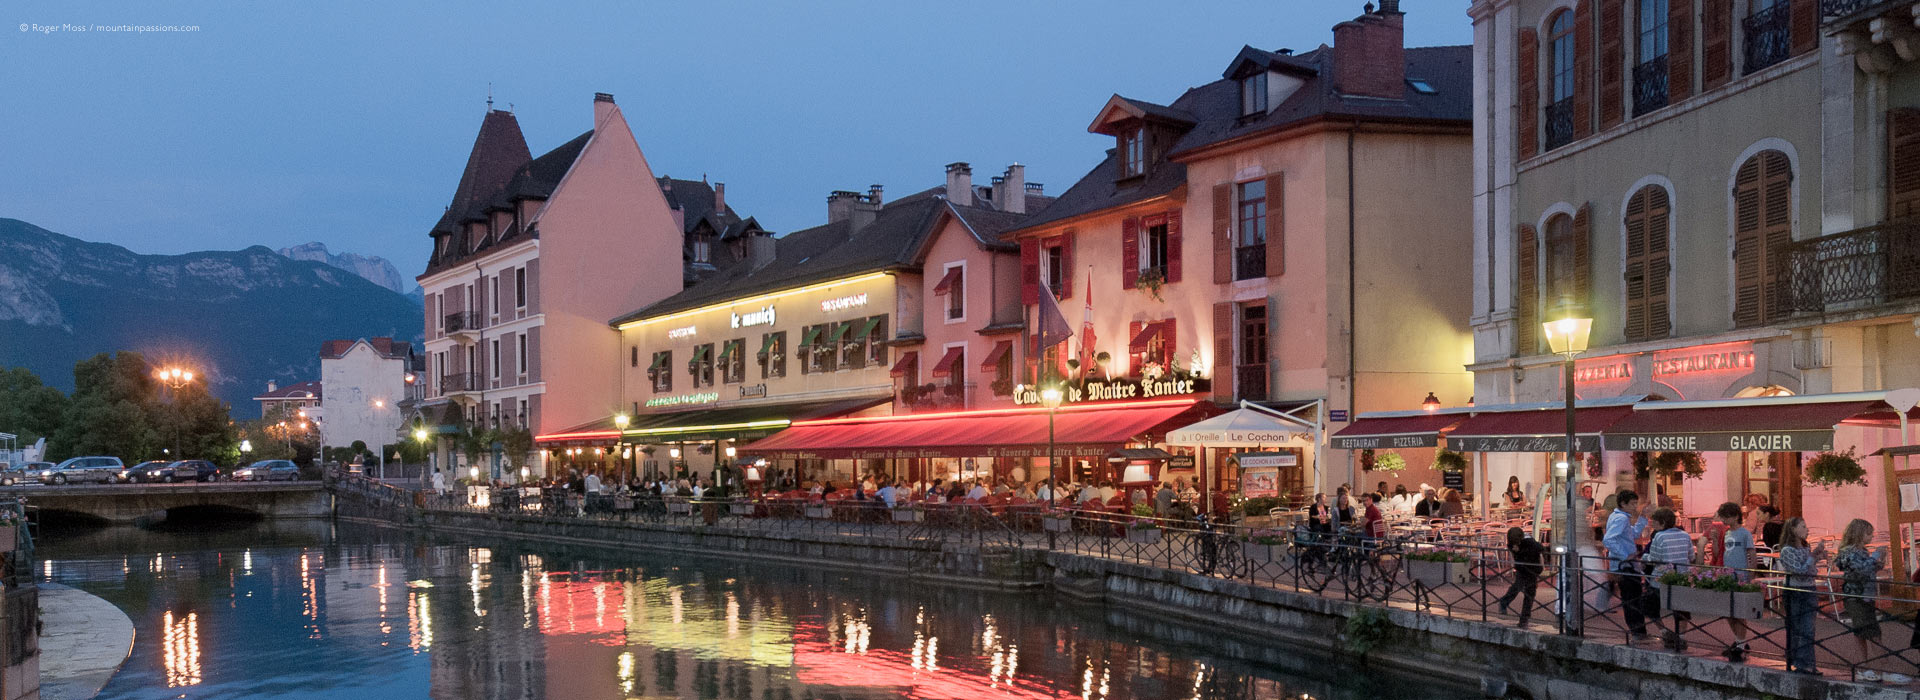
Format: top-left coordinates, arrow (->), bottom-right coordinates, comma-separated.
1732,150 -> 1792,327
1623,185 -> 1672,340
1515,205 -> 1591,355
1549,11 -> 1575,104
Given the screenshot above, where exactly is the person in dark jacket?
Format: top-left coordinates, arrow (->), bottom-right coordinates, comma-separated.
1497,526 -> 1546,626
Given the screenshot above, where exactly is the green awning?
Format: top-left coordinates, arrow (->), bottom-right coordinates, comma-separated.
852,316 -> 882,343
758,333 -> 781,357
826,322 -> 852,344
800,326 -> 823,347
647,352 -> 668,372
718,340 -> 739,361
690,345 -> 711,363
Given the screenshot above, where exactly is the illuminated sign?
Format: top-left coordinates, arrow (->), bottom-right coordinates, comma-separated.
1603,430 -> 1833,452
1011,376 -> 1203,405
1574,360 -> 1632,383
820,293 -> 868,312
738,384 -> 767,399
666,325 -> 697,339
643,391 -> 718,408
731,306 -> 776,329
1651,345 -> 1754,377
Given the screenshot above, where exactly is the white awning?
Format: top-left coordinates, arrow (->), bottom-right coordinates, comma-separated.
1166,407 -> 1313,447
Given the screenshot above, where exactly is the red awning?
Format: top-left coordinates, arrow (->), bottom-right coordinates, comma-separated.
741,399 -> 1204,459
931,267 -> 962,296
1602,399 -> 1887,453
888,351 -> 918,378
929,346 -> 965,378
1329,412 -> 1467,450
1129,321 -> 1169,353
978,340 -> 1012,371
1447,405 -> 1637,453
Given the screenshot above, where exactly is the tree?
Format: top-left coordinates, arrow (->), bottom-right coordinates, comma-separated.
46,352 -> 238,463
0,367 -> 67,446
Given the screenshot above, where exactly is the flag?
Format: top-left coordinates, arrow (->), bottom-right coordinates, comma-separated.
1078,272 -> 1096,378
1035,280 -> 1073,353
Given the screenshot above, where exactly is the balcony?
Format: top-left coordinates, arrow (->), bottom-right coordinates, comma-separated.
1234,364 -> 1268,401
444,312 -> 485,340
1632,57 -> 1669,117
1786,218 -> 1920,313
1544,99 -> 1575,151
1744,3 -> 1792,73
1233,245 -> 1266,281
1822,0 -> 1898,25
440,372 -> 478,396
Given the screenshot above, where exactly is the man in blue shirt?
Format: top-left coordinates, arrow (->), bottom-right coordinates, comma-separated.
1603,489 -> 1651,639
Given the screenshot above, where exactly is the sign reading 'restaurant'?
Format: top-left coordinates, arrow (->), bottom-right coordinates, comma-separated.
1603,430 -> 1833,453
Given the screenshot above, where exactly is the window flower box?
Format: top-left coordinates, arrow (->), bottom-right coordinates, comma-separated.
805,504 -> 832,519
1656,573 -> 1765,619
891,508 -> 924,523
1406,555 -> 1471,588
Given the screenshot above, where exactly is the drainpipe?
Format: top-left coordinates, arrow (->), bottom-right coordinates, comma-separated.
1346,123 -> 1359,491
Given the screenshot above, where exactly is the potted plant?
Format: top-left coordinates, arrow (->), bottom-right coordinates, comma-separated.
891,503 -> 925,522
1042,511 -> 1073,533
1405,550 -> 1471,588
1805,448 -> 1868,489
805,502 -> 833,519
1652,451 -> 1706,480
1431,450 -> 1468,473
1133,267 -> 1166,301
1369,452 -> 1407,474
1656,571 -> 1764,619
1238,529 -> 1288,564
1126,504 -> 1162,543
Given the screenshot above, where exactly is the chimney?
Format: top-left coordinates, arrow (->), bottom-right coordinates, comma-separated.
827,191 -> 881,232
1331,2 -> 1406,99
593,92 -> 617,126
945,162 -> 973,206
993,164 -> 1027,214
267,380 -> 277,393
714,182 -> 726,213
746,234 -> 776,272
868,184 -> 883,205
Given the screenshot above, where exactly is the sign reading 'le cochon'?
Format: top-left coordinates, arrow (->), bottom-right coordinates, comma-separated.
1603,430 -> 1834,453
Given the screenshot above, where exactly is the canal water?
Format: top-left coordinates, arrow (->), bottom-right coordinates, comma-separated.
38,520 -> 1474,699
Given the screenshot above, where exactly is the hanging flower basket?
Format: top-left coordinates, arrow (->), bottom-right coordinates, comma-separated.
1652,451 -> 1706,480
1369,452 -> 1407,474
1584,452 -> 1604,478
1805,448 -> 1868,489
1431,450 -> 1468,473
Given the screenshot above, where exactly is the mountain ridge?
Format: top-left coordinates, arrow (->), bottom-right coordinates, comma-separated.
276,241 -> 423,300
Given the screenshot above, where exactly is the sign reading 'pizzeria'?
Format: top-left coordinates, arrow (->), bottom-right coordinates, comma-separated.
1603,430 -> 1833,453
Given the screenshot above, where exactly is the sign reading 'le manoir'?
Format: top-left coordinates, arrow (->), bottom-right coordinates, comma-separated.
1011,376 -> 1199,406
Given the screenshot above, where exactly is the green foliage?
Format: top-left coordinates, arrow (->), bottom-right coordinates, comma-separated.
500,426 -> 534,467
1406,550 -> 1470,563
1130,503 -> 1155,518
1652,451 -> 1706,480
0,367 -> 67,446
36,352 -> 237,463
1658,570 -> 1761,593
1341,607 -> 1394,658
1239,496 -> 1287,517
1431,450 -> 1468,473
1369,452 -> 1407,473
1805,448 -> 1867,489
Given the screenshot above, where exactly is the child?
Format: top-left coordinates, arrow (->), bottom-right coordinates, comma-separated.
1644,508 -> 1693,651
1716,502 -> 1753,661
1779,517 -> 1820,675
1833,518 -> 1910,684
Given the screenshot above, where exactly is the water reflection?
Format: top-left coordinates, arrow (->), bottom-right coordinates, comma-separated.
37,521 -> 1471,700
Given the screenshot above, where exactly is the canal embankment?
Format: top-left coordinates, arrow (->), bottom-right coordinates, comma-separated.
37,583 -> 132,700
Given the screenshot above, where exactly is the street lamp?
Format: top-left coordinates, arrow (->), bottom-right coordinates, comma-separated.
1040,386 -> 1064,510
1422,392 -> 1442,412
153,365 -> 196,458
1542,313 -> 1592,636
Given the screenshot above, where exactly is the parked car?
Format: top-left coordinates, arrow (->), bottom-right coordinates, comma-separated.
119,460 -> 171,483
39,456 -> 123,484
163,460 -> 220,482
0,462 -> 49,486
232,460 -> 299,482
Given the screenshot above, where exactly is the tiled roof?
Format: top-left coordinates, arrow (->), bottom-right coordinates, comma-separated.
1013,43 -> 1470,234
422,120 -> 591,276
320,337 -> 413,360
256,380 -> 322,401
430,110 -> 531,235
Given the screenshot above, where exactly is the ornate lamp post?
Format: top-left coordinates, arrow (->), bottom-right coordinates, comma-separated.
614,414 -> 631,482
1543,313 -> 1593,636
1040,386 -> 1064,510
154,366 -> 195,457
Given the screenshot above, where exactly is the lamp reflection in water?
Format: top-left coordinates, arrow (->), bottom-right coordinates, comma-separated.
161,610 -> 202,688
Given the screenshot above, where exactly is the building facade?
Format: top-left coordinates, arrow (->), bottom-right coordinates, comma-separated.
1006,0 -> 1477,497
318,337 -> 414,451
254,380 -> 321,419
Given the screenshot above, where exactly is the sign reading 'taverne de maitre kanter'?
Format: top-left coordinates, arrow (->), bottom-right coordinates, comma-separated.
1603,430 -> 1834,453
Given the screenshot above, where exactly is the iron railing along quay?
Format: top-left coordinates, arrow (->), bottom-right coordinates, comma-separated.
1787,218 -> 1920,312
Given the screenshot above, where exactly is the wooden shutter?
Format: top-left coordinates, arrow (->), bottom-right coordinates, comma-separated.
1573,203 -> 1593,312
1623,187 -> 1672,341
1668,0 -> 1693,101
1212,183 -> 1233,283
1128,320 -> 1143,374
1213,302 -> 1235,402
1020,238 -> 1039,304
1518,28 -> 1540,160
527,326 -> 542,383
1790,0 -> 1817,56
1645,189 -> 1672,338
1732,156 -> 1765,327
1265,173 -> 1286,277
1623,190 -> 1650,340
1165,210 -> 1183,283
427,294 -> 439,339
1701,0 -> 1730,89
1121,216 -> 1140,289
1163,318 -> 1178,362
1058,231 -> 1075,299
1574,1 -> 1595,138
1759,151 -> 1794,323
1516,224 -> 1539,355
500,331 -> 515,386
1599,0 -> 1624,129
1889,109 -> 1920,220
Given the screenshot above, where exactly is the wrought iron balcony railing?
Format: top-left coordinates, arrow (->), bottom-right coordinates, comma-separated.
1821,0 -> 1896,24
1744,3 -> 1793,73
441,372 -> 477,394
1544,99 -> 1575,151
1234,245 -> 1266,281
444,312 -> 485,334
1632,57 -> 1669,117
1787,218 -> 1920,312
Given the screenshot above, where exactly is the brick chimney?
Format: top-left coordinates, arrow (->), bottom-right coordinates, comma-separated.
868,184 -> 883,206
1331,2 -> 1405,99
713,182 -> 726,214
992,164 -> 1026,214
267,380 -> 277,393
827,191 -> 880,232
593,92 -> 617,126
945,162 -> 973,206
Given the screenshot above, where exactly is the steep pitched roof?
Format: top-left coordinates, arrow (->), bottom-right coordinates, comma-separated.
320,337 -> 413,360
658,177 -> 739,235
423,127 -> 591,275
431,110 -> 531,234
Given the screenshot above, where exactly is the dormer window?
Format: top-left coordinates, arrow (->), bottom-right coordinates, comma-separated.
692,234 -> 712,264
1240,72 -> 1268,116
1119,127 -> 1145,178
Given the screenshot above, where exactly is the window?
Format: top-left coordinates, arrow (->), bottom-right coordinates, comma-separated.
630,346 -> 639,367
1143,220 -> 1169,275
1637,0 -> 1668,63
1130,320 -> 1176,374
1043,245 -> 1065,297
518,335 -> 527,376
515,267 -> 526,308
1545,11 -> 1576,150
1622,185 -> 1673,341
519,399 -> 528,427
801,324 -> 836,374
1119,127 -> 1144,177
866,315 -> 889,367
650,351 -> 673,392
1239,304 -> 1269,399
690,343 -> 715,387
945,266 -> 965,321
1240,71 -> 1268,116
1235,180 -> 1267,280
489,277 -> 499,319
490,339 -> 500,381
759,331 -> 787,379
1517,207 -> 1592,355
1543,215 -> 1580,312
1733,150 -> 1794,327
692,235 -> 712,264
1408,78 -> 1437,94
721,338 -> 746,384
1633,0 -> 1670,116
1743,0 -> 1791,73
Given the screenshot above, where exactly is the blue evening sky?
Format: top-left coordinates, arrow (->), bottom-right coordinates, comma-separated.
3,1 -> 1470,279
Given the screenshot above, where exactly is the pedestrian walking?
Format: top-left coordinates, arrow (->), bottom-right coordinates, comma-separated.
1497,526 -> 1544,626
1603,490 -> 1651,640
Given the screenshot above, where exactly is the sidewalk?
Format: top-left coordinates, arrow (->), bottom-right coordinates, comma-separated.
37,583 -> 132,700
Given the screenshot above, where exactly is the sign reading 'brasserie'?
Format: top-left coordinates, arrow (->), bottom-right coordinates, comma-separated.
1330,433 -> 1438,450
1603,431 -> 1834,453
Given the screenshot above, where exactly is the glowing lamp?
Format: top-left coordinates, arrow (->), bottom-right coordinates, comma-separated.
614,414 -> 631,430
240,440 -> 252,453
1421,392 -> 1441,412
413,428 -> 429,442
725,446 -> 737,458
1119,463 -> 1154,485
469,466 -> 479,480
669,447 -> 682,459
1543,317 -> 1593,356
1039,387 -> 1064,409
1554,461 -> 1570,478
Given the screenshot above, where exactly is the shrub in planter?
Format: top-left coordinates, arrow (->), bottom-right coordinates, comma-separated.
1656,571 -> 1764,619
1805,448 -> 1868,489
1239,496 -> 1286,518
1237,529 -> 1288,563
1125,521 -> 1162,544
1405,550 -> 1471,587
1431,450 -> 1468,473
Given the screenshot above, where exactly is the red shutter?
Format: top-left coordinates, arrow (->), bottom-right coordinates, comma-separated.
1518,28 -> 1540,160
1516,224 -> 1539,355
1212,184 -> 1233,284
1213,302 -> 1234,403
1163,318 -> 1177,365
1701,0 -> 1731,88
1645,188 -> 1672,338
1165,210 -> 1183,283
1599,0 -> 1624,129
1790,0 -> 1817,56
1019,237 -> 1039,304
1668,0 -> 1693,101
1121,217 -> 1140,289
1573,203 -> 1593,312
1889,109 -> 1920,219
1574,1 -> 1594,138
1128,320 -> 1143,375
1623,189 -> 1650,340
1732,156 -> 1764,327
1264,174 -> 1286,277
1058,231 -> 1075,299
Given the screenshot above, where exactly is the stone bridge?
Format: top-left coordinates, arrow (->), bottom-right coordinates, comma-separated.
1,482 -> 331,523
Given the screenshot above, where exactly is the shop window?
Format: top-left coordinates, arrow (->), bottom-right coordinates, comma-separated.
1128,320 -> 1176,376
689,343 -> 714,387
758,331 -> 786,379
649,351 -> 672,392
720,338 -> 746,384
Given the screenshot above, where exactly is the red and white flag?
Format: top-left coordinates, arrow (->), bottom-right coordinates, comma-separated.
1078,271 -> 1096,378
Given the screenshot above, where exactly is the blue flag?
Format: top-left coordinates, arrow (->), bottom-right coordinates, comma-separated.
1036,283 -> 1073,351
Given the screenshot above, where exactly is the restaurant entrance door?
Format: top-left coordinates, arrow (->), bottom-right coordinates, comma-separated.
1738,451 -> 1803,518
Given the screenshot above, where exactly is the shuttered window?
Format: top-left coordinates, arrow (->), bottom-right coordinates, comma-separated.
1516,224 -> 1539,355
1889,109 -> 1920,220
1599,0 -> 1625,129
1623,185 -> 1673,341
1732,150 -> 1793,327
